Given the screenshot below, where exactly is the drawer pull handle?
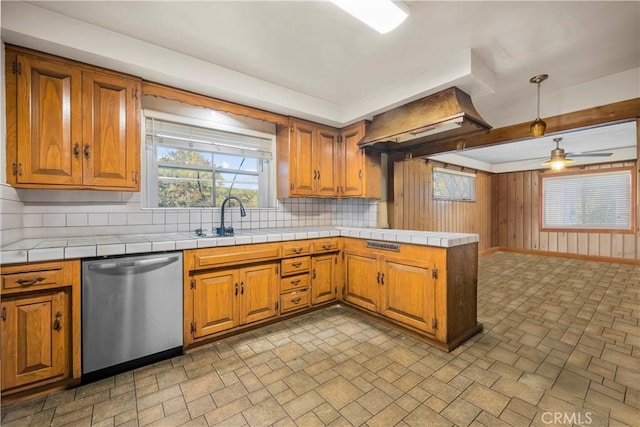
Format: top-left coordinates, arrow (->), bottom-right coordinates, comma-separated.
291,298 -> 301,304
291,279 -> 301,285
294,248 -> 302,254
53,312 -> 62,331
292,262 -> 302,268
16,277 -> 46,286
323,245 -> 332,250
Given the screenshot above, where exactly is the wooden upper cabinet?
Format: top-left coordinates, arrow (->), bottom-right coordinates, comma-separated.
339,121 -> 381,199
315,127 -> 340,197
289,119 -> 339,197
15,54 -> 83,186
277,118 -> 381,199
290,120 -> 316,196
5,47 -> 141,191
82,70 -> 140,189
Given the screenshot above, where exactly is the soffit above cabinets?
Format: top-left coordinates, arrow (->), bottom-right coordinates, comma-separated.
3,1 -> 638,129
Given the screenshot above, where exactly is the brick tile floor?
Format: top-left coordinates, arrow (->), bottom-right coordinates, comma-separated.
2,252 -> 638,426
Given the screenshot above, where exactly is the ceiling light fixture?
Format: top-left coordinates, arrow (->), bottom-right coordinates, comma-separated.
330,0 -> 408,34
542,137 -> 574,171
529,74 -> 548,138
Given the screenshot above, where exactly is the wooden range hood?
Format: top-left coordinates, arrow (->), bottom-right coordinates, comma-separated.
358,87 -> 492,153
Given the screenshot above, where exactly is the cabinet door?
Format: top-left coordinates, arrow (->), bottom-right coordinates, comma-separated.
239,263 -> 278,325
381,261 -> 435,334
193,270 -> 238,338
1,290 -> 68,390
290,120 -> 316,196
315,127 -> 339,197
340,122 -> 365,197
312,254 -> 337,304
343,252 -> 379,312
16,54 -> 83,186
82,70 -> 140,189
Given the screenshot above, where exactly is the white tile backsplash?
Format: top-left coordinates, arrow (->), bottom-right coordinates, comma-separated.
1,184 -> 378,244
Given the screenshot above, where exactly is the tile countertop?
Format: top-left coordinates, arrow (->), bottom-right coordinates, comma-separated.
0,227 -> 479,265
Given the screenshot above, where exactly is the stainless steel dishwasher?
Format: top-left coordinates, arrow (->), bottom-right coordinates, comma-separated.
82,252 -> 183,382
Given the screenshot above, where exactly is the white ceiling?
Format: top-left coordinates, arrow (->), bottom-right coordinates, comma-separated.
429,120 -> 638,173
1,1 -> 639,170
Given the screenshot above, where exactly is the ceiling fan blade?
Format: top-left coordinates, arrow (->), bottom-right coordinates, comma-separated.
566,152 -> 613,158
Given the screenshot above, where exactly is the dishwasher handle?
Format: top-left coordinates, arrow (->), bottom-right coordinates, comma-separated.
87,255 -> 180,272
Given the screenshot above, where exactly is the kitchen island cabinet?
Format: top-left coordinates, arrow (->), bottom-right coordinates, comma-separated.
342,238 -> 480,351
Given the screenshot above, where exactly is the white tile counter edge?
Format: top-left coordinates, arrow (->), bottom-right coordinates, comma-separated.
1,227 -> 479,264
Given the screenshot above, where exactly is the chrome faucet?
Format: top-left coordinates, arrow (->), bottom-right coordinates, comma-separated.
219,196 -> 246,236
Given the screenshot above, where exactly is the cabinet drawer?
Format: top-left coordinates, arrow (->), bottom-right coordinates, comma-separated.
313,238 -> 340,254
280,290 -> 310,313
281,256 -> 310,276
280,274 -> 310,293
2,267 -> 65,292
281,242 -> 312,258
192,243 -> 280,270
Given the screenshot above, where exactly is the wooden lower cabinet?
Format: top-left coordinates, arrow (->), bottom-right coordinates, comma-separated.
0,260 -> 80,397
191,262 -> 278,340
380,259 -> 435,334
1,290 -> 69,390
343,251 -> 379,311
342,238 -> 480,351
186,237 -> 478,352
311,254 -> 338,305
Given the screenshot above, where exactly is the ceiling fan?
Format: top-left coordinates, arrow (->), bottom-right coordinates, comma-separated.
542,137 -> 613,171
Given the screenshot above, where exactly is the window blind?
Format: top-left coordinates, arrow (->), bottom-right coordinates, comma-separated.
145,117 -> 273,160
542,169 -> 632,230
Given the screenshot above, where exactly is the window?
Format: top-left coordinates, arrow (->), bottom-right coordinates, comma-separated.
144,112 -> 275,208
541,168 -> 634,231
432,167 -> 476,201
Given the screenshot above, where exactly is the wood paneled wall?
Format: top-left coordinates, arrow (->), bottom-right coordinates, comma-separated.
492,161 -> 639,260
391,157 -> 639,260
393,159 -> 493,252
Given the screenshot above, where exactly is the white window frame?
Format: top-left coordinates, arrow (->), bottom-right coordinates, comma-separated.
540,167 -> 636,232
432,167 -> 476,202
143,110 -> 276,209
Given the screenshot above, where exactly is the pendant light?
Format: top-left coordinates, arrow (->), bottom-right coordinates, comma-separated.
529,74 -> 548,137
542,137 -> 574,171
